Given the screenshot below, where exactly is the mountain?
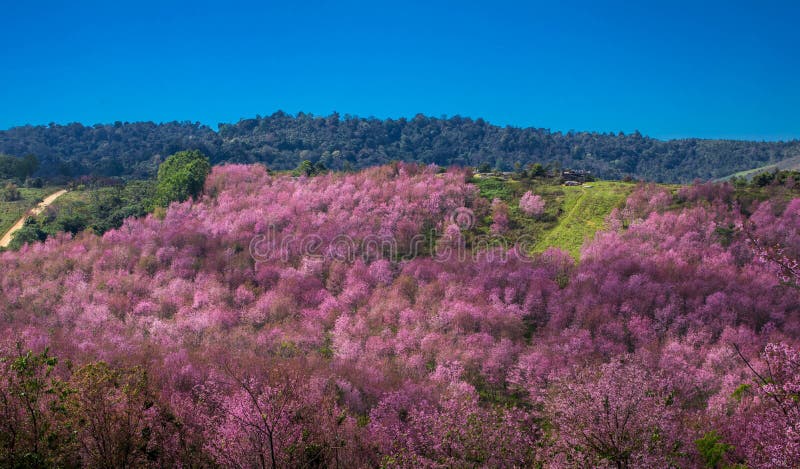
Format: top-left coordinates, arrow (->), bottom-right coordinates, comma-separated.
1,112 -> 798,182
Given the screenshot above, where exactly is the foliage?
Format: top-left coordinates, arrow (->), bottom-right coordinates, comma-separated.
695,431 -> 733,468
749,169 -> 800,188
153,150 -> 211,207
0,154 -> 38,180
293,159 -> 327,177
8,217 -> 48,249
0,187 -> 52,238
67,362 -> 178,467
1,182 -> 21,202
2,113 -> 799,182
0,348 -> 184,468
7,180 -> 155,249
0,348 -> 77,468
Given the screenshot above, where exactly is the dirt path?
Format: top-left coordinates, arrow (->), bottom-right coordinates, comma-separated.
0,189 -> 68,248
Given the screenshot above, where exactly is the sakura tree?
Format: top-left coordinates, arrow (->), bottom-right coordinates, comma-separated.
545,357 -> 687,468
519,191 -> 545,217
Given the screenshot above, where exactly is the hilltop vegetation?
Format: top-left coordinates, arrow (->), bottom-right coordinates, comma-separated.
1,112 -> 798,182
722,155 -> 800,181
0,154 -> 38,180
0,163 -> 799,467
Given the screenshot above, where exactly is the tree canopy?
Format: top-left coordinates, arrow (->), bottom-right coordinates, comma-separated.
0,154 -> 38,180
1,113 -> 798,182
153,150 -> 211,207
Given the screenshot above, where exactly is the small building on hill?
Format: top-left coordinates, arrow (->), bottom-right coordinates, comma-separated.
562,169 -> 594,183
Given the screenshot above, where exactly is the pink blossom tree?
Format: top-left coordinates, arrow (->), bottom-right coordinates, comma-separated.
519,191 -> 545,217
721,342 -> 800,468
545,357 -> 687,467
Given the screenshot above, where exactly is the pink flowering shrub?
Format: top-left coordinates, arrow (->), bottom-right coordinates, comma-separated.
369,385 -> 538,467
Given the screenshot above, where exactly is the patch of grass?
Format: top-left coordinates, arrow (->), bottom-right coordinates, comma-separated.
469,176 -> 563,247
534,181 -> 633,258
473,176 -> 515,201
469,176 -> 635,260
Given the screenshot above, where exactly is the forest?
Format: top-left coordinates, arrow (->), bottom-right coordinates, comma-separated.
0,161 -> 799,467
1,112 -> 798,182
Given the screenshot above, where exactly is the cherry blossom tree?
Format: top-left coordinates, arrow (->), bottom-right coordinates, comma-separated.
519,191 -> 545,217
545,357 -> 687,468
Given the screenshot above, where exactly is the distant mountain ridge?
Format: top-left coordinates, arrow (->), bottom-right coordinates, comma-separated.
1,112 -> 798,183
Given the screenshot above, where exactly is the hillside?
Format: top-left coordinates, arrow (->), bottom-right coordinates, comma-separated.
719,154 -> 800,181
8,168 -> 633,259
467,175 -> 635,258
0,189 -> 67,247
0,186 -> 58,236
532,181 -> 634,257
2,112 -> 798,182
0,163 -> 798,466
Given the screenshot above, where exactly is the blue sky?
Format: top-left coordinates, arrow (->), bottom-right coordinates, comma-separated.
1,0 -> 798,140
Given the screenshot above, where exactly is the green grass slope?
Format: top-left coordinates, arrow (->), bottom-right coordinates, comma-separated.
470,175 -> 634,260
533,182 -> 633,258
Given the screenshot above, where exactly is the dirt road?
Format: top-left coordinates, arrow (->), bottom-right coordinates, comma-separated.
0,189 -> 68,248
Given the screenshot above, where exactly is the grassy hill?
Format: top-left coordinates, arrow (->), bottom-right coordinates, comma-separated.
11,180 -> 154,243
470,175 -> 635,259
533,181 -> 634,258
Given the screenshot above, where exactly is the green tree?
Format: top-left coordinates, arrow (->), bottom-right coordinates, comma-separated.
67,362 -> 165,468
294,159 -> 315,177
153,150 -> 211,208
752,171 -> 775,187
1,182 -> 21,201
695,431 -> 734,468
0,348 -> 78,467
9,218 -> 47,249
20,154 -> 39,178
0,154 -> 38,180
528,163 -> 546,178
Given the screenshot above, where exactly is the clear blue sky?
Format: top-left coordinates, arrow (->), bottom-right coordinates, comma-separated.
1,0 -> 798,140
